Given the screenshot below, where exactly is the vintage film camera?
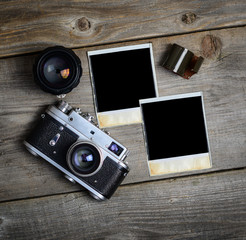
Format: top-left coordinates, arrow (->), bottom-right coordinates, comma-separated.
24,101 -> 130,200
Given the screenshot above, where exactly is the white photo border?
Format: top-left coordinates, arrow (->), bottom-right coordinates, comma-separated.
87,43 -> 159,128
140,92 -> 212,176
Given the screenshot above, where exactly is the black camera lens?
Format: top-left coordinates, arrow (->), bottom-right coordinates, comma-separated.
67,142 -> 102,177
33,46 -> 82,95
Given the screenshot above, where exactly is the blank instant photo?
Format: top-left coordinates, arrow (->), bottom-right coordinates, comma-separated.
140,92 -> 212,176
88,43 -> 158,128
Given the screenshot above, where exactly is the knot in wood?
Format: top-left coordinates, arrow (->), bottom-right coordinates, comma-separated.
201,35 -> 222,59
182,12 -> 197,24
77,17 -> 91,32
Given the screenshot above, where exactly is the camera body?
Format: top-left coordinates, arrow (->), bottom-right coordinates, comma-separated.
24,101 -> 129,200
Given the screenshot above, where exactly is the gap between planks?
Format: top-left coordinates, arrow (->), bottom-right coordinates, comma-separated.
0,24 -> 245,60
0,166 -> 245,205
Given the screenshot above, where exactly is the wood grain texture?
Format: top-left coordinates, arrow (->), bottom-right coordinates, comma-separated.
0,168 -> 245,240
0,0 -> 246,57
0,26 -> 246,202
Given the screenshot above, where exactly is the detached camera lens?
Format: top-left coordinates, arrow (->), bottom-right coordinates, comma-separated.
43,56 -> 71,87
67,142 -> 102,177
34,46 -> 82,95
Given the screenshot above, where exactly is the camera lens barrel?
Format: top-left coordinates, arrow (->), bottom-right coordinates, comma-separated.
67,141 -> 103,177
33,46 -> 82,95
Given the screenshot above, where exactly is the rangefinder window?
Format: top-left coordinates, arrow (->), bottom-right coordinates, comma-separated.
108,142 -> 123,156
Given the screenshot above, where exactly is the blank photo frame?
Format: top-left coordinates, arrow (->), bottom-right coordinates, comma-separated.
88,43 -> 158,128
140,92 -> 212,176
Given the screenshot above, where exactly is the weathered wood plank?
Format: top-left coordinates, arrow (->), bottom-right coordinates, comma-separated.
0,27 -> 246,202
0,169 -> 245,240
0,0 -> 246,57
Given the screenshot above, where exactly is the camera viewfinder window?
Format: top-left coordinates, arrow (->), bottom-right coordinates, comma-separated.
108,142 -> 123,156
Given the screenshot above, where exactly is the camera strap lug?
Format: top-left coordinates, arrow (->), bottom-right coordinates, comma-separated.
57,94 -> 66,99
75,108 -> 82,114
64,175 -> 76,184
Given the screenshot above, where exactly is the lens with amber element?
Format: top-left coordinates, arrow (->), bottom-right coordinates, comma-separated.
34,46 -> 82,95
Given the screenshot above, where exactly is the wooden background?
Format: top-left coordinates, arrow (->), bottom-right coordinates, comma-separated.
0,0 -> 246,239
